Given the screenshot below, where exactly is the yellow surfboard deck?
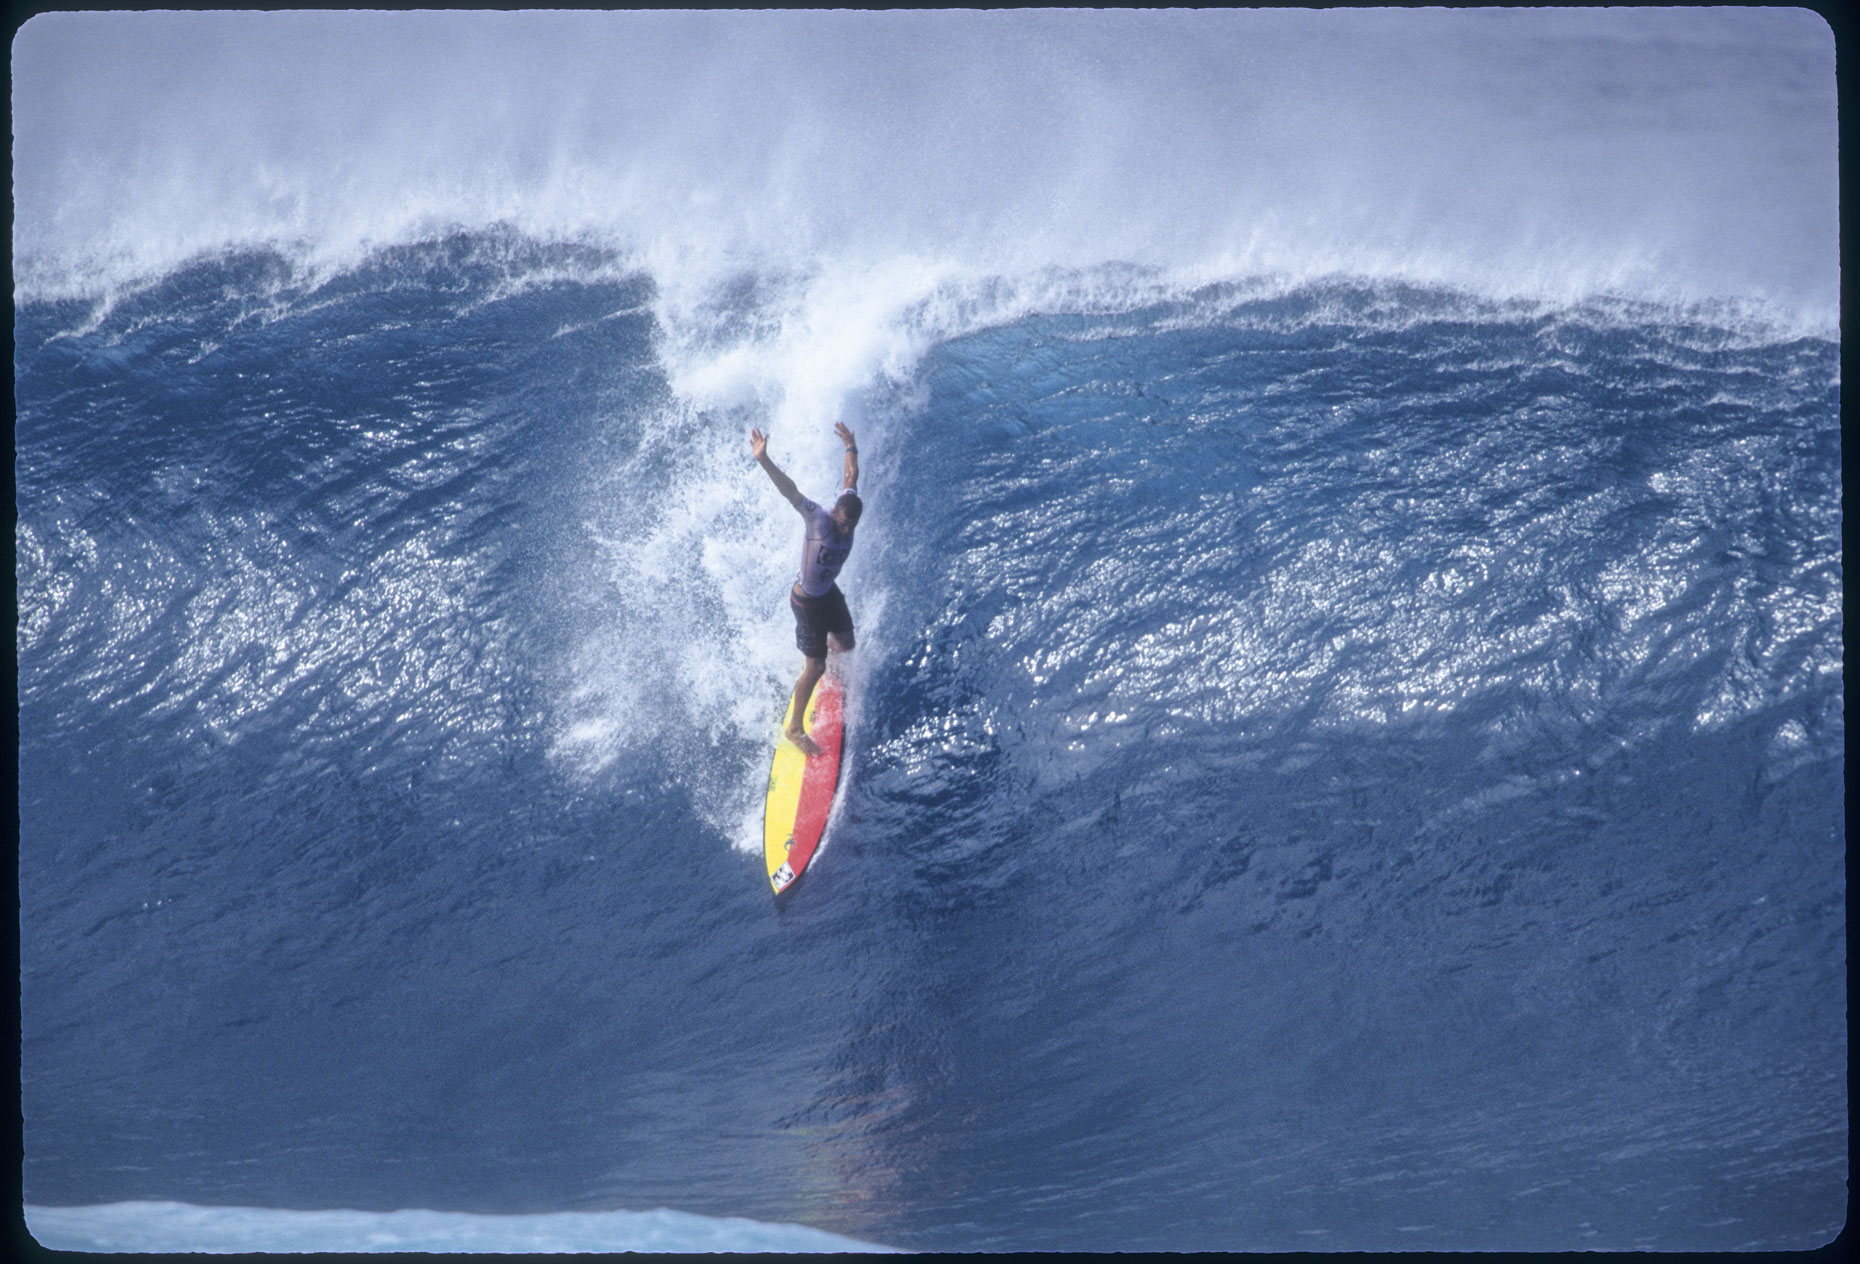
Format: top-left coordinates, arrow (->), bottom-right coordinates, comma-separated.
763,675 -> 845,895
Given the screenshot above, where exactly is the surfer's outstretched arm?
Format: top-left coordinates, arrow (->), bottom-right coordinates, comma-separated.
835,421 -> 859,491
750,428 -> 806,511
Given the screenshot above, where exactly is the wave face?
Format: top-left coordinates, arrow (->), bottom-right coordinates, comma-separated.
13,9 -> 1843,1257
16,241 -> 1844,1253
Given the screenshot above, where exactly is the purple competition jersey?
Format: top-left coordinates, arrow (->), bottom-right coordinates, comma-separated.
795,492 -> 856,597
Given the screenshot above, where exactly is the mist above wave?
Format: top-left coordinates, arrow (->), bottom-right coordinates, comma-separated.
12,8 -> 1837,329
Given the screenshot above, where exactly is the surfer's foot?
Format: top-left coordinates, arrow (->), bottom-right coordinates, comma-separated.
785,728 -> 823,758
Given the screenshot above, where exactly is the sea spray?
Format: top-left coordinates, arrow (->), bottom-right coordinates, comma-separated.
14,9 -> 1837,329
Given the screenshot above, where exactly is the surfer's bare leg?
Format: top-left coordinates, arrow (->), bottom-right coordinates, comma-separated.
786,656 -> 826,757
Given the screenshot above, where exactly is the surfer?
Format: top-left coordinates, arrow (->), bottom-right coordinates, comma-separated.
751,421 -> 863,756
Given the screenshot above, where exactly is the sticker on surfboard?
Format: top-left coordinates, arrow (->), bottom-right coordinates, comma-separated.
763,674 -> 845,895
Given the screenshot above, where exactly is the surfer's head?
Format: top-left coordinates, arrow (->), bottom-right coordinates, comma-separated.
833,492 -> 863,532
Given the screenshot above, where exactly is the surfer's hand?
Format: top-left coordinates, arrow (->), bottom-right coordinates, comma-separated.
834,421 -> 856,450
750,428 -> 768,461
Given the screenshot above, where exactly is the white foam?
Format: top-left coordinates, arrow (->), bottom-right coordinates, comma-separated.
547,368 -> 903,854
23,1200 -> 901,1254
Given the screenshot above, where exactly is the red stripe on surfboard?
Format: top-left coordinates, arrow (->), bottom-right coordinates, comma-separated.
787,675 -> 844,877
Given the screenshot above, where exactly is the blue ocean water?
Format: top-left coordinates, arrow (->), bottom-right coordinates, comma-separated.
16,242 -> 1845,1254
13,8 -> 1844,1256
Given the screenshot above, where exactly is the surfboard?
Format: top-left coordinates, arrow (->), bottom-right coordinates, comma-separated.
764,673 -> 845,896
